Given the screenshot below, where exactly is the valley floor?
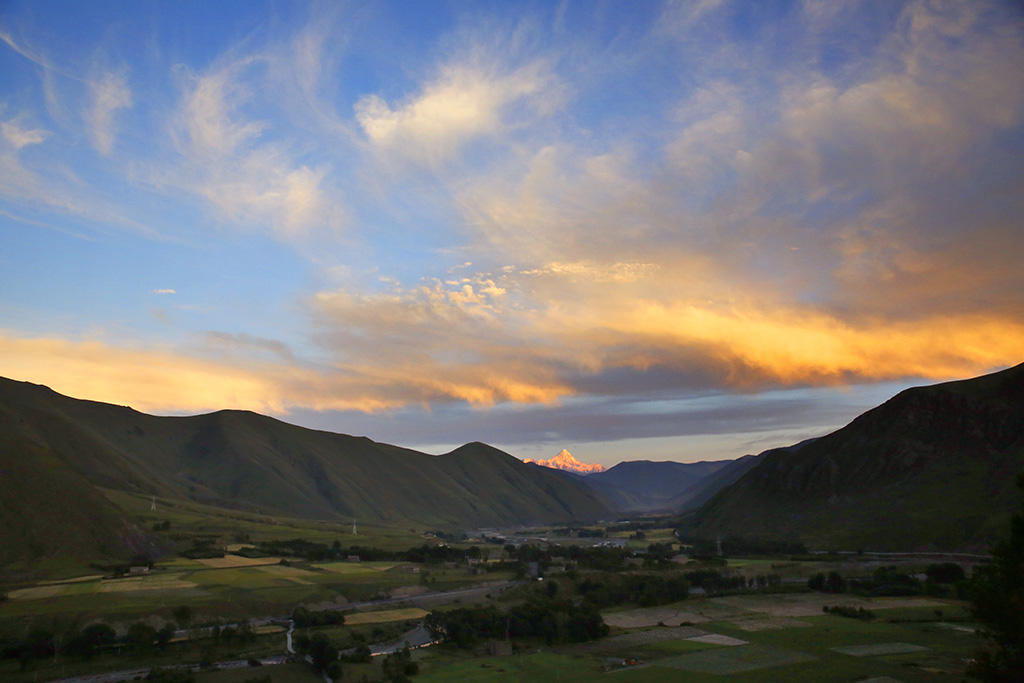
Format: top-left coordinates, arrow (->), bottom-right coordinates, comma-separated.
8,589 -> 980,683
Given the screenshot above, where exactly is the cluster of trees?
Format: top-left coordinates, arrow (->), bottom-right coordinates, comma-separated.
506,542 -> 679,573
808,571 -> 847,593
1,619 -> 177,666
924,562 -> 966,584
577,574 -> 691,608
381,646 -> 419,681
551,527 -> 606,538
293,632 -> 341,679
604,520 -> 661,533
686,569 -> 781,593
808,565 -> 968,598
89,555 -> 155,578
822,605 -> 875,620
291,606 -> 345,628
968,472 -> 1024,682
676,535 -> 808,556
425,597 -> 607,648
180,536 -> 224,560
250,539 -> 485,564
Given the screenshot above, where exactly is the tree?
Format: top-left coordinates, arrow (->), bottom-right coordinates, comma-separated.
969,472 -> 1024,681
125,622 -> 157,654
172,605 -> 193,638
925,562 -> 966,584
306,633 -> 339,674
68,622 -> 116,659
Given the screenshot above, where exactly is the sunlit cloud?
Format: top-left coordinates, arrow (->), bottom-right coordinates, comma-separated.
0,332 -> 392,415
1,0 -> 1022,460
355,42 -> 560,166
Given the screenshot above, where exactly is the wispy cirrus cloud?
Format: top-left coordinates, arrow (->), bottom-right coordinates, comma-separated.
165,57 -> 340,238
87,70 -> 132,156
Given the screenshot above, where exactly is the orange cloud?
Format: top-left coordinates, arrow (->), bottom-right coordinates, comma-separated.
548,298 -> 1024,388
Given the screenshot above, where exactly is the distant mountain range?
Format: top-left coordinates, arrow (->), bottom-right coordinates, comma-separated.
0,377 -> 609,572
524,448 -> 764,514
524,449 -> 605,474
3,361 -> 1020,572
679,363 -> 1024,551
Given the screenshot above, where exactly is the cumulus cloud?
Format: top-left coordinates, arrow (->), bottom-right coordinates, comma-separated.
355,54 -> 559,166
0,119 -> 50,149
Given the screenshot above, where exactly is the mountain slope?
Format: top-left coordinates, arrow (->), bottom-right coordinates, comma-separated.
0,394 -> 164,575
0,377 -> 611,569
679,364 -> 1024,551
583,460 -> 731,512
669,453 -> 764,512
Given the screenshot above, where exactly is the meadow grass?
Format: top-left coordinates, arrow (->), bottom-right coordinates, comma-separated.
195,663 -> 322,683
417,652 -> 601,682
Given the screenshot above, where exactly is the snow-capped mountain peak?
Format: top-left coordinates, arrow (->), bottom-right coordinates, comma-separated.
523,449 -> 605,475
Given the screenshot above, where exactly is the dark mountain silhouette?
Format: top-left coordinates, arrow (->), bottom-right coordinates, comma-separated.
583,460 -> 730,512
679,363 -> 1024,551
0,377 -> 609,571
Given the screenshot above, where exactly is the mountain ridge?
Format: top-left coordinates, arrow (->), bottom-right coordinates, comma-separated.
678,363 -> 1024,551
0,377 -> 610,573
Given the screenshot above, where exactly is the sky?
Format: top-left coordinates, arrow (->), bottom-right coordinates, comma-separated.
1,0 -> 1022,467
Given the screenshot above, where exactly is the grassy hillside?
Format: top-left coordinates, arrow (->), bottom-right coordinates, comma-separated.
0,405 -> 164,580
0,377 -> 610,573
679,363 -> 1024,551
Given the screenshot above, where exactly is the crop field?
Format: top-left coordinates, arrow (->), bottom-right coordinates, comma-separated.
604,605 -> 711,628
414,590 -> 982,683
196,555 -> 285,568
101,489 -> 428,551
0,487 -> 517,634
653,643 -> 818,674
343,607 -> 429,625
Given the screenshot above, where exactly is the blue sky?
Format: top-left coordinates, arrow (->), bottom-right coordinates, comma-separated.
2,0 -> 1022,466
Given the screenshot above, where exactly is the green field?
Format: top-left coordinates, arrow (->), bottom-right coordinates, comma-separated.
0,491 -> 506,632
412,591 -> 982,683
0,501 -> 988,683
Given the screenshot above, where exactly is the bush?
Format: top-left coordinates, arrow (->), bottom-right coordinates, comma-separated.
808,571 -> 846,593
342,643 -> 372,664
823,605 -> 875,620
145,667 -> 195,683
925,562 -> 966,584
